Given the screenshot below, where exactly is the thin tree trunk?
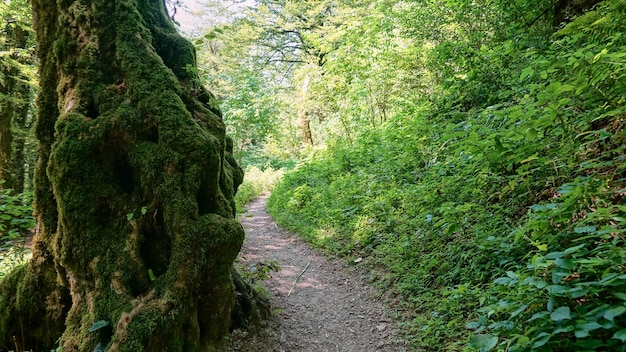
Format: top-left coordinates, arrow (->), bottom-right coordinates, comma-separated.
297,74 -> 314,146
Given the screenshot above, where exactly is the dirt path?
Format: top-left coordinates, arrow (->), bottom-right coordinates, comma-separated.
226,195 -> 406,352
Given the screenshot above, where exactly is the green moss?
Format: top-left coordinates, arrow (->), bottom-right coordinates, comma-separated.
0,253 -> 69,349
9,0 -> 249,349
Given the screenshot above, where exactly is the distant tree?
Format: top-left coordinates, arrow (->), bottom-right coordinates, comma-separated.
222,0 -> 333,146
0,0 -> 266,350
0,0 -> 36,192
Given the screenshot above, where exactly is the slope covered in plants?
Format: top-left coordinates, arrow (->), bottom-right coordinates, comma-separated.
267,1 -> 626,350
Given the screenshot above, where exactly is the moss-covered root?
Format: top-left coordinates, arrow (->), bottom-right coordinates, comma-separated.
105,215 -> 244,352
231,268 -> 271,329
0,239 -> 70,351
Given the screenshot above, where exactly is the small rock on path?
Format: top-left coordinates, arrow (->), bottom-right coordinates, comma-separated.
226,195 -> 406,352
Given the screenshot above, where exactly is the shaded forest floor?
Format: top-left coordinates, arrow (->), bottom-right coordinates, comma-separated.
226,195 -> 407,352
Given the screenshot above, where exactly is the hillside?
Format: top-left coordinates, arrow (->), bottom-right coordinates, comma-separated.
265,1 -> 626,350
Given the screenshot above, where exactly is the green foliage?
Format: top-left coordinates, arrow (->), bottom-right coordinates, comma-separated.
267,1 -> 626,350
268,110 -> 524,348
0,190 -> 32,279
467,4 -> 626,350
89,320 -> 112,352
1,0 -> 38,193
0,189 -> 33,241
473,177 -> 626,350
234,166 -> 284,211
237,259 -> 281,284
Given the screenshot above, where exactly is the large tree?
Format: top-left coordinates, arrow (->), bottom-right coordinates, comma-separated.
0,0 -> 265,350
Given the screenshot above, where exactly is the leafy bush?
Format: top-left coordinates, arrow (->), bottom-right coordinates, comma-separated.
235,166 -> 284,211
0,190 -> 34,279
472,177 -> 626,351
0,189 -> 34,246
464,2 -> 626,350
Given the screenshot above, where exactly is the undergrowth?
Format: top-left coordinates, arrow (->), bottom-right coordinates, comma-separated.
0,190 -> 34,280
267,1 -> 626,350
234,165 -> 284,212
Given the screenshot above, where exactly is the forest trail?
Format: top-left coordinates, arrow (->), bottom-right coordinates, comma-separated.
226,195 -> 406,352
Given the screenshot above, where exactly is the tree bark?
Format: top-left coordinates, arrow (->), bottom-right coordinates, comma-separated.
0,0 -> 265,350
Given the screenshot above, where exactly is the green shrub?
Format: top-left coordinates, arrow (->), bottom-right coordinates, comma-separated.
234,166 -> 284,211
0,190 -> 34,279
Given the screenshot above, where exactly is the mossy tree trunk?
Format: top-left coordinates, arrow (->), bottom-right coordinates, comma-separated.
0,0 -> 265,350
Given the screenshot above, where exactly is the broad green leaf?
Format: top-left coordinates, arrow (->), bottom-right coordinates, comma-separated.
600,273 -> 620,284
550,306 -> 571,321
553,325 -> 575,334
555,258 -> 575,269
574,339 -> 603,349
494,277 -> 511,285
527,311 -> 549,322
547,285 -> 569,295
478,315 -> 489,326
570,287 -> 588,299
576,321 -> 602,330
525,128 -> 538,140
574,226 -> 596,234
466,321 -> 480,329
506,271 -> 518,279
577,257 -> 605,266
89,320 -> 110,333
94,342 -> 106,352
575,329 -> 590,338
552,270 -> 569,284
546,251 -> 563,260
614,292 -> 626,301
470,334 -> 498,351
533,332 -> 551,348
612,329 -> 626,342
520,153 -> 538,164
563,244 -> 585,255
519,67 -> 534,81
510,304 -> 529,319
604,306 -> 626,321
148,268 -> 157,282
126,212 -> 134,221
517,335 -> 530,345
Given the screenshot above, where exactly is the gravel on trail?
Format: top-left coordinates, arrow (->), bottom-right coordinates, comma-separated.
226,195 -> 407,352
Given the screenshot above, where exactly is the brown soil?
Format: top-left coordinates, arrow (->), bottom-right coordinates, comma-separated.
226,195 -> 408,352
